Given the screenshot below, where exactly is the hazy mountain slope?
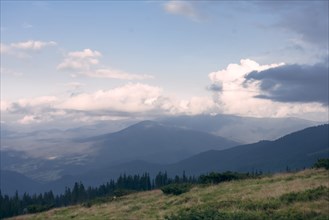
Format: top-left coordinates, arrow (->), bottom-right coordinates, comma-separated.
0,170 -> 42,196
47,124 -> 328,194
0,121 -> 239,194
169,124 -> 329,175
87,120 -> 240,166
45,160 -> 165,194
159,114 -> 321,143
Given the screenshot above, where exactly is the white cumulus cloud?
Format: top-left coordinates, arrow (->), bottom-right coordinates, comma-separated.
14,96 -> 59,108
67,49 -> 101,59
59,83 -> 163,112
57,49 -> 101,70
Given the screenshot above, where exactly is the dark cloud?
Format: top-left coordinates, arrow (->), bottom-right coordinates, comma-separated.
280,2 -> 328,47
245,63 -> 329,105
254,1 -> 328,47
207,82 -> 223,92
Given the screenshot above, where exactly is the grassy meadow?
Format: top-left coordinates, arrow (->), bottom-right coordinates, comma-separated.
8,169 -> 329,220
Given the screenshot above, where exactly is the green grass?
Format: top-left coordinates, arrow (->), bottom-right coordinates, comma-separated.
8,169 -> 329,220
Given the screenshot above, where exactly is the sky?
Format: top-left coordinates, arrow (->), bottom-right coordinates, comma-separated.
1,0 -> 328,128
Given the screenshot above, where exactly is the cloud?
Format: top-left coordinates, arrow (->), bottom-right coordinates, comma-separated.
1,100 -> 10,112
64,82 -> 85,89
4,82 -> 220,125
278,1 -> 328,47
59,83 -> 164,112
22,22 -> 33,29
67,49 -> 101,58
177,96 -> 218,115
10,40 -> 57,50
8,83 -> 167,125
1,40 -> 57,58
16,96 -> 58,108
58,48 -> 153,80
164,1 -> 200,21
0,43 -> 10,53
8,96 -> 59,114
0,67 -> 23,76
57,49 -> 101,70
3,96 -> 61,125
245,63 -> 329,106
207,82 -> 223,92
18,115 -> 42,124
207,59 -> 328,119
83,68 -> 153,80
254,1 -> 328,48
208,59 -> 284,89
59,83 -> 218,116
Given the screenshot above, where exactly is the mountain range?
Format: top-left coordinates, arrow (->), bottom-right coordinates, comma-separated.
85,120 -> 239,166
1,122 -> 327,195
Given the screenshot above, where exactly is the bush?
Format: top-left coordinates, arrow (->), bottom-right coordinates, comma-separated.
199,171 -> 249,184
113,188 -> 135,197
27,204 -> 54,214
161,183 -> 192,195
312,158 -> 329,170
82,201 -> 92,208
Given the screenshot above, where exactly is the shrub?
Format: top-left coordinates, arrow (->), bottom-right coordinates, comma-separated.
82,201 -> 92,208
199,171 -> 249,184
312,158 -> 329,170
27,204 -> 54,214
161,183 -> 192,195
113,188 -> 135,197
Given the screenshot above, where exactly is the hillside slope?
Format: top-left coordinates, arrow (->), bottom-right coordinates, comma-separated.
0,170 -> 41,195
9,169 -> 329,220
168,124 -> 329,175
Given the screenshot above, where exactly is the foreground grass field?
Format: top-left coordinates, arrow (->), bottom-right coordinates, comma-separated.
9,169 -> 329,220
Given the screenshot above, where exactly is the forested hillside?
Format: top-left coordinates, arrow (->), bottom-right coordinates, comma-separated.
5,168 -> 329,220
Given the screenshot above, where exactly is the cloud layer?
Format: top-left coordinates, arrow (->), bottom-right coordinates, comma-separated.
2,58 -> 328,125
2,83 -> 217,124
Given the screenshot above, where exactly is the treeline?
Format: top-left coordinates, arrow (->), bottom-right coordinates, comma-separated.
0,170 -> 258,219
